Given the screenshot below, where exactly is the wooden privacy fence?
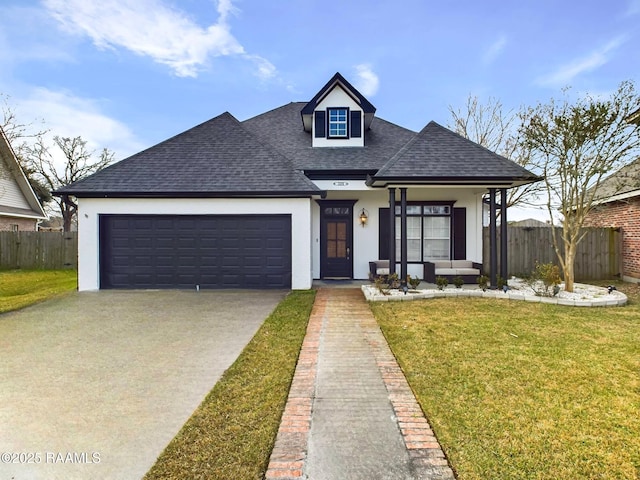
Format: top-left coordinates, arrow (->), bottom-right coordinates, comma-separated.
0,232 -> 78,270
483,226 -> 620,281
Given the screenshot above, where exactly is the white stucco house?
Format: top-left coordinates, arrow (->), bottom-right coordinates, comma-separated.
55,73 -> 540,291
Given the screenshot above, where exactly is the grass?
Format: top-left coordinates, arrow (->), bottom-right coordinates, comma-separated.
0,269 -> 77,313
144,289 -> 316,480
371,281 -> 640,480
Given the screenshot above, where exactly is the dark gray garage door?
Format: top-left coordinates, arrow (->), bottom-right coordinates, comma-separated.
100,214 -> 292,289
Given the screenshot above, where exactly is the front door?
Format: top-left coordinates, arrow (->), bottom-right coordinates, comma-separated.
320,203 -> 354,279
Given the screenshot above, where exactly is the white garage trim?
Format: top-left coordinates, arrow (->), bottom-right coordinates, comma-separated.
77,197 -> 313,291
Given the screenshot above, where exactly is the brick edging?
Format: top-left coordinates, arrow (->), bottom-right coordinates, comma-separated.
361,311 -> 456,479
265,289 -> 455,479
265,290 -> 326,479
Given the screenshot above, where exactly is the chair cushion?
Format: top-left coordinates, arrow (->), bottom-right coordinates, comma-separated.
436,268 -> 457,275
377,268 -> 390,275
455,268 -> 480,276
433,261 -> 452,269
451,260 -> 473,268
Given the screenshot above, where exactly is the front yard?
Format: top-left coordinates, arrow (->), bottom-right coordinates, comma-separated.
371,282 -> 640,479
0,269 -> 77,313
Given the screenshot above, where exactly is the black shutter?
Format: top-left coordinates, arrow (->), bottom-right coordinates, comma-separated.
351,111 -> 362,138
379,208 -> 389,259
314,111 -> 325,138
453,207 -> 466,260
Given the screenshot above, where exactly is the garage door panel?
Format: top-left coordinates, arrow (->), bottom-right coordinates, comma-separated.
100,214 -> 291,289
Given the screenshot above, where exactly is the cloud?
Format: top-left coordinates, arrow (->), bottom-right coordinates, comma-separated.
42,0 -> 275,79
536,36 -> 628,87
353,64 -> 379,97
626,0 -> 640,16
15,88 -> 145,161
482,35 -> 507,64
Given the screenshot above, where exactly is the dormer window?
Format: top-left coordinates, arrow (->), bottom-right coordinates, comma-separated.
328,108 -> 348,138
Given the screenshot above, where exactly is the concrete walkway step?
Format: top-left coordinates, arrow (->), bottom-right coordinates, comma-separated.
266,288 -> 455,480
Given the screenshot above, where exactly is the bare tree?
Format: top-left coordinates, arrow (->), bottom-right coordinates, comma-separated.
24,135 -> 114,231
1,94 -> 52,204
520,81 -> 640,291
448,95 -> 543,210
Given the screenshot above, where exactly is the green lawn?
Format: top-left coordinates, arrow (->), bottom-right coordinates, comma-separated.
0,269 -> 77,313
371,282 -> 640,480
144,290 -> 316,480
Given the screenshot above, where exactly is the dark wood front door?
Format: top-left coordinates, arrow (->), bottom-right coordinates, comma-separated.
320,203 -> 354,279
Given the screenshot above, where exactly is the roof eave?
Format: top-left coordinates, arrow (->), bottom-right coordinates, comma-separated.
53,190 -> 327,199
366,174 -> 543,188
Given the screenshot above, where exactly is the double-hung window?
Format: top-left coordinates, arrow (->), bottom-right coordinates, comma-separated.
328,108 -> 348,138
395,205 -> 451,261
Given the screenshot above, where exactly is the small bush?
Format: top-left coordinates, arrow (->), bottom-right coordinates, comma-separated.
407,275 -> 421,290
525,262 -> 562,297
375,272 -> 400,295
477,275 -> 489,291
453,276 -> 464,288
436,276 -> 449,290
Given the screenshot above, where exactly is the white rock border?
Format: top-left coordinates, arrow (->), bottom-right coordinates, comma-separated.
362,280 -> 627,307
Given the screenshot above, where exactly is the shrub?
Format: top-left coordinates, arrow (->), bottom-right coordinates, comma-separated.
477,275 -> 489,291
375,272 -> 400,295
436,276 -> 449,290
407,275 -> 421,290
453,276 -> 464,288
525,262 -> 562,297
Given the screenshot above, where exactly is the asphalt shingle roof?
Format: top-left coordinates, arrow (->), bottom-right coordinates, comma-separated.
57,90 -> 540,197
590,156 -> 640,202
56,112 -> 320,196
372,121 -> 539,182
242,102 -> 416,171
300,72 -> 376,116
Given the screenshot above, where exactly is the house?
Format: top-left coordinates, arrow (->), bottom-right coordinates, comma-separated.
55,73 -> 540,291
583,157 -> 640,283
508,219 -> 550,228
582,106 -> 640,283
0,127 -> 47,231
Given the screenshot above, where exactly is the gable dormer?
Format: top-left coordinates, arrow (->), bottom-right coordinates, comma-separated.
301,72 -> 376,148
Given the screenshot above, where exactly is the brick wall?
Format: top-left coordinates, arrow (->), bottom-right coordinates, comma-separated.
584,198 -> 640,281
0,216 -> 38,231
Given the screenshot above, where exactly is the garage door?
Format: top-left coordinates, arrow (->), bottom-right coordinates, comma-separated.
99,214 -> 292,289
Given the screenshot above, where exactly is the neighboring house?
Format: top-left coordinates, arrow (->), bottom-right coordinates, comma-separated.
0,127 -> 47,231
582,106 -> 640,283
584,157 -> 640,283
55,73 -> 540,291
508,219 -> 550,228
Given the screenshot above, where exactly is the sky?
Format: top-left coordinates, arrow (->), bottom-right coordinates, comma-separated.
1,0 -> 639,220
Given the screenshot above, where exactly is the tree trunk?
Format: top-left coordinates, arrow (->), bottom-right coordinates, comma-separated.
563,243 -> 576,292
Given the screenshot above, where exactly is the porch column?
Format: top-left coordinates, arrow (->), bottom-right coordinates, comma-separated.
400,187 -> 408,282
489,188 -> 497,288
389,188 -> 396,275
500,188 -> 508,282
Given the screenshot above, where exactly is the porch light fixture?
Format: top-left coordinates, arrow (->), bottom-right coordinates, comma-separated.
359,208 -> 369,227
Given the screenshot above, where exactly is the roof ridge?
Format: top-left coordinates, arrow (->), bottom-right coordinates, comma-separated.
233,112 -> 322,193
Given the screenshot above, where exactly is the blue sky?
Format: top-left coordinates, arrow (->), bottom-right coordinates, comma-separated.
1,0 -> 639,172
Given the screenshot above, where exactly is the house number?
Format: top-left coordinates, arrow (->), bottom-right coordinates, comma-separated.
333,181 -> 349,186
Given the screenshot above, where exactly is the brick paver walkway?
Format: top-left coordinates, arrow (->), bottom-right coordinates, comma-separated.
265,288 -> 455,480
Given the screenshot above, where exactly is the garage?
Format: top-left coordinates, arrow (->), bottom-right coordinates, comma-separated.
99,214 -> 292,289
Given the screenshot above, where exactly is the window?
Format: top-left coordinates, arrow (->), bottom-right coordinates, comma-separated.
394,204 -> 452,261
10,224 -> 19,232
328,108 -> 348,138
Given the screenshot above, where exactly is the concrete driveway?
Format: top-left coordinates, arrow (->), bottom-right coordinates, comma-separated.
0,289 -> 286,480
